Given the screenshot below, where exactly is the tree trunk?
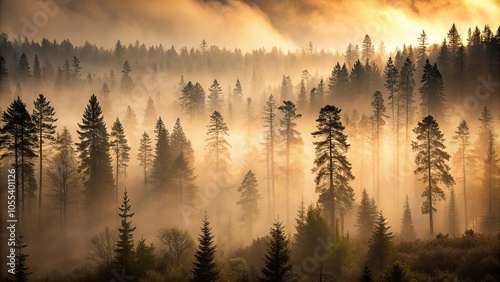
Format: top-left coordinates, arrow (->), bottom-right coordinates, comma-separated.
427,128 -> 433,234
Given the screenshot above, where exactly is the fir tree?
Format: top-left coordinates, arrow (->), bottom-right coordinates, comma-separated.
378,261 -> 415,282
356,188 -> 378,241
262,94 -> 278,219
371,90 -> 387,201
137,131 -> 153,190
12,235 -> 31,282
0,56 -> 10,94
481,131 -> 500,234
416,30 -> 429,70
237,170 -> 262,238
419,59 -> 446,120
110,118 -> 131,205
114,190 -> 136,274
191,213 -> 220,282
367,211 -> 393,274
143,96 -> 157,130
122,105 -> 138,140
17,53 -> 31,81
171,117 -> 194,165
181,81 -> 206,121
399,58 -> 416,160
120,60 -> 133,94
151,117 -> 171,193
359,265 -> 373,282
361,34 -> 374,62
448,187 -> 459,236
208,79 -> 223,113
172,152 -> 197,212
312,105 -> 354,232
135,238 -> 155,279
260,221 -> 294,282
76,94 -> 114,219
71,56 -> 82,83
411,116 -> 454,234
33,54 -> 41,81
297,79 -> 308,111
280,75 -> 293,102
32,94 -> 57,225
400,196 -> 415,240
233,79 -> 243,104
205,111 -> 231,173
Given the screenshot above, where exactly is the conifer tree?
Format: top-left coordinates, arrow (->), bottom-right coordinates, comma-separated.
417,30 -> 429,70
237,170 -> 262,238
378,261 -> 415,282
419,60 -> 446,120
359,265 -> 373,282
448,187 -> 459,236
309,79 -> 325,113
143,96 -> 157,130
114,190 -> 136,274
172,152 -> 197,212
110,118 -> 131,204
137,131 -> 153,190
17,53 -> 31,81
135,238 -> 155,279
33,54 -> 41,81
260,221 -> 294,282
13,235 -> 31,282
233,79 -> 243,104
191,213 -> 220,282
411,115 -> 454,234
367,211 -> 393,274
312,105 -> 354,232
205,111 -> 231,173
171,117 -> 194,165
278,100 -> 302,227
371,90 -> 387,201
71,56 -> 82,83
122,105 -> 138,140
120,60 -> 133,94
151,117 -> 171,193
32,94 -> 57,225
361,34 -> 374,62
481,131 -> 500,234
399,58 -> 416,160
0,56 -> 10,94
181,81 -> 206,121
356,188 -> 378,241
208,79 -> 223,113
400,196 -> 415,240
262,94 -> 278,219
76,94 -> 114,219
297,79 -> 308,111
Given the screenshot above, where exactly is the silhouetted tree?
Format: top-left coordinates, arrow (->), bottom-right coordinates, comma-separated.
159,226 -> 194,269
356,188 -> 378,241
359,265 -> 373,282
378,261 -> 415,282
172,152 -> 197,213
12,235 -> 31,282
280,75 -> 293,102
367,211 -> 393,274
208,79 -> 223,113
416,30 -> 429,70
448,187 -> 459,236
400,196 -> 415,240
371,90 -> 387,201
205,111 -> 230,173
122,105 -> 138,140
260,221 -> 294,281
17,53 -> 31,81
191,213 -> 220,282
33,54 -> 41,81
181,81 -> 206,121
263,94 -> 278,219
237,170 -> 262,238
362,34 -> 374,62
297,79 -> 308,111
110,118 -> 131,205
137,131 -> 153,190
171,117 -> 194,165
114,190 -> 136,275
120,60 -> 133,94
0,56 -> 10,94
412,115 -> 454,234
151,117 -> 171,193
419,59 -> 446,119
71,56 -> 82,83
233,79 -> 243,104
143,96 -> 157,130
135,238 -> 155,279
481,131 -> 500,234
399,58 -> 416,160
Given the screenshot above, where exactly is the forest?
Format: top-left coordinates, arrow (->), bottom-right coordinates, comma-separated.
0,18 -> 500,282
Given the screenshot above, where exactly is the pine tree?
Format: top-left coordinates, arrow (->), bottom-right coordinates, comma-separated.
278,101 -> 302,227
76,94 -> 114,219
137,131 -> 153,190
172,153 -> 197,213
419,59 -> 446,120
71,56 -> 82,83
359,265 -> 373,282
263,94 -> 278,219
280,75 -> 293,102
297,79 -> 308,111
448,187 -> 459,236
171,117 -> 194,165
1,97 -> 37,220
399,58 -> 416,161
233,79 -> 243,104
371,90 -> 387,202
237,170 -> 262,238
362,34 -> 374,62
481,131 -> 500,234
350,60 -> 365,97
411,116 -> 454,234
400,196 -> 415,240
312,105 -> 354,233
120,60 -> 133,94
309,79 -> 324,113
110,118 -> 131,205
378,261 -> 415,282
12,235 -> 31,282
17,53 -> 31,81
122,105 -> 138,140
205,111 -> 231,173
476,107 -> 493,163
452,120 -> 473,230
416,30 -> 429,70
181,81 -> 206,121
367,211 -> 393,274
151,117 -> 171,193
0,56 -> 10,94
208,79 -> 223,113
191,213 -> 220,282
135,238 -> 155,279
32,94 -> 57,226
260,221 -> 294,282
114,190 -> 136,274
143,96 -> 157,130
356,188 -> 378,241
33,54 -> 41,81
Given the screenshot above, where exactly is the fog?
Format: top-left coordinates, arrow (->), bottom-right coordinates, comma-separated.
0,1 -> 500,281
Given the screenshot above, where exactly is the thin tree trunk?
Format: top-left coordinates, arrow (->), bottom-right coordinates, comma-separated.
39,122 -> 43,228
329,122 -> 336,235
427,128 -> 433,234
462,141 -> 467,230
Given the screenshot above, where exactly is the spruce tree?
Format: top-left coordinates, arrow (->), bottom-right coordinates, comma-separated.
399,58 -> 416,161
297,79 -> 308,111
359,265 -> 373,282
71,56 -> 82,83
371,90 -> 387,202
120,60 -> 133,94
142,96 -> 157,130
260,221 -> 294,282
361,34 -> 374,61
191,213 -> 220,282
367,211 -> 393,274
135,238 -> 155,279
481,131 -> 500,234
123,105 -> 138,140
378,261 -> 415,282
17,53 -> 31,81
355,188 -> 378,241
233,79 -> 243,104
205,111 -> 231,173
448,187 -> 459,236
13,235 -> 31,282
262,94 -> 278,220
110,118 -> 131,205
151,117 -> 171,193
172,152 -> 197,212
237,170 -> 262,238
114,190 -> 136,274
32,94 -> 57,225
278,100 -> 302,227
400,196 -> 415,240
0,56 -> 10,94
181,81 -> 206,121
419,59 -> 446,120
416,30 -> 429,70
171,117 -> 194,165
33,54 -> 41,81
76,94 -> 114,219
280,75 -> 293,102
311,105 -> 354,233
411,115 -> 454,234
208,79 -> 223,113
137,131 -> 153,190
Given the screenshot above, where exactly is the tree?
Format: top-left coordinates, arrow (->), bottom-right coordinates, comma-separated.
297,79 -> 308,111
419,60 -> 446,120
208,79 -> 223,113
355,188 -> 378,241
110,118 -> 131,206
237,170 -> 262,238
278,100 -> 302,227
135,238 -> 155,279
260,221 -> 294,282
481,131 -> 500,234
172,152 -> 197,213
114,190 -> 136,274
359,265 -> 373,282
143,96 -> 157,130
448,187 -> 459,236
328,63 -> 349,102
378,261 -> 415,282
120,60 -> 133,94
417,30 -> 429,70
89,227 -> 118,271
0,56 -> 10,94
400,196 -> 415,240
411,116 -> 454,234
452,120 -> 473,230
205,111 -> 231,173
1,97 -> 37,220
17,53 -> 31,81
262,94 -> 278,219
12,235 -> 31,282
280,75 -> 293,102
33,54 -> 41,81
46,127 -> 80,231
367,211 -> 393,274
309,79 -> 324,113
76,94 -> 114,219
233,79 -> 243,104
362,34 -> 374,62
151,117 -> 171,193
122,105 -> 138,140
312,105 -> 354,232
171,117 -> 194,165
181,81 -> 206,121
159,226 -> 194,268
350,60 -> 365,97
32,94 -> 57,225
371,90 -> 387,201
191,213 -> 220,282
72,56 -> 82,83
399,58 -> 416,161
137,131 -> 153,190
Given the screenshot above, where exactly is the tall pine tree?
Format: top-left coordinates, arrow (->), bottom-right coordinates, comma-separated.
205,111 -> 231,173
260,221 -> 294,282
151,117 -> 171,193
110,118 -> 131,206
367,211 -> 393,274
191,213 -> 220,282
237,170 -> 262,238
114,190 -> 136,274
137,131 -> 153,191
400,196 -> 415,240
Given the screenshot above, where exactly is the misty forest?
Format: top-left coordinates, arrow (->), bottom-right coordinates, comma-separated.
1,15 -> 500,282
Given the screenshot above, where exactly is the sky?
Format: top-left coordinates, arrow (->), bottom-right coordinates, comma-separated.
0,0 -> 499,52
